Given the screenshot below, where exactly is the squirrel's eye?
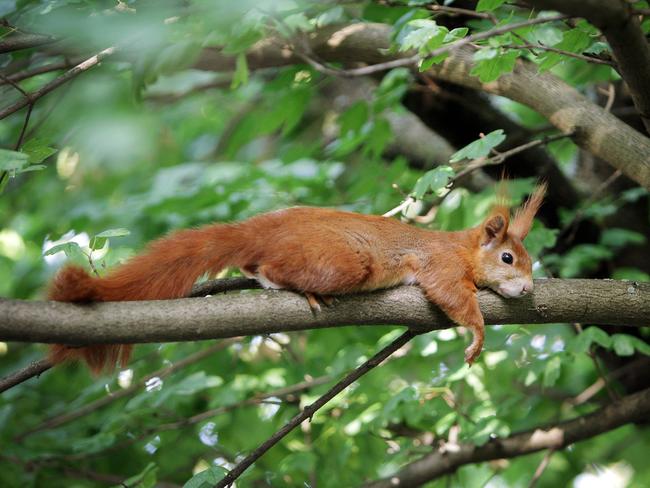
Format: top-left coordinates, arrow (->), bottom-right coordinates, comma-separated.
501,252 -> 513,265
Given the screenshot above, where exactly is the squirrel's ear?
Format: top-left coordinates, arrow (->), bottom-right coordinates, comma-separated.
481,212 -> 508,246
510,183 -> 547,240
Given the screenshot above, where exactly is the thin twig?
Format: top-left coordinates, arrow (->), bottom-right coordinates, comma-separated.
0,46 -> 116,121
215,329 -> 418,488
572,323 -> 618,402
32,374 -> 333,464
382,132 -> 570,220
501,42 -> 615,67
0,57 -> 82,85
601,83 -> 616,112
293,14 -> 569,78
453,132 -> 572,180
0,358 -> 52,394
17,340 -> 237,438
570,356 -> 650,406
558,169 -> 623,247
528,448 -> 555,488
155,374 -> 331,431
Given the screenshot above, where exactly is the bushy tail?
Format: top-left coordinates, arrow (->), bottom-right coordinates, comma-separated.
48,224 -> 248,373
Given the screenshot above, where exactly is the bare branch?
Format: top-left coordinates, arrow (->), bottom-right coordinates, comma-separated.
0,58 -> 83,84
364,386 -> 650,487
16,340 -> 237,436
0,46 -> 115,121
0,279 -> 648,345
0,33 -> 57,54
215,329 -> 417,488
0,359 -> 51,394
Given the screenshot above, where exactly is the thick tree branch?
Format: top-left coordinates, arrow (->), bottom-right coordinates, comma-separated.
526,0 -> 650,134
193,23 -> 650,189
0,279 -> 648,344
364,386 -> 650,487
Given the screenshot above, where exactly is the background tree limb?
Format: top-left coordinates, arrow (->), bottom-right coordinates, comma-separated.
526,0 -> 650,134
364,386 -> 650,487
193,23 -> 650,189
1,279 -> 648,344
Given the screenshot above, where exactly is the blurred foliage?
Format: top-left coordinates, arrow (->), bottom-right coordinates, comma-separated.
1,1 -> 650,487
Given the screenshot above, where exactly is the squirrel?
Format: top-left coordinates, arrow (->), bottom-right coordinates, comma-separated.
48,184 -> 546,374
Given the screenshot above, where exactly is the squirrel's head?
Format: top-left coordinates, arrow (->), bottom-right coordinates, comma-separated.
473,184 -> 546,298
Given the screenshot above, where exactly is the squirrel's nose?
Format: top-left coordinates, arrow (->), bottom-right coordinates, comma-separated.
522,282 -> 533,294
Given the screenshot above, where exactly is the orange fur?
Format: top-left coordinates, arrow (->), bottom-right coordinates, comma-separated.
48,186 -> 545,372
511,182 -> 547,240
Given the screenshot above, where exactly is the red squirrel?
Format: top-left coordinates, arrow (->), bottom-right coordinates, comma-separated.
48,184 -> 545,373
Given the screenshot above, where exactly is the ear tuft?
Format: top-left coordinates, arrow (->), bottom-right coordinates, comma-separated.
510,183 -> 547,240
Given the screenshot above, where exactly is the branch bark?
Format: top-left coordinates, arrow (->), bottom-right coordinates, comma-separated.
0,359 -> 51,393
526,0 -> 650,134
1,279 -> 648,344
364,386 -> 650,487
0,33 -> 57,54
192,23 -> 650,189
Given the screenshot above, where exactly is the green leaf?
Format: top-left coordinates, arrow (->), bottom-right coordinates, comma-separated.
89,228 -> 129,250
119,463 -> 158,488
571,326 -> 612,353
339,102 -> 369,135
21,138 -> 56,164
471,49 -> 519,83
183,467 -> 228,488
400,19 -> 448,54
315,6 -> 345,27
281,88 -> 311,136
95,228 -> 131,238
538,28 -> 592,71
412,166 -> 454,199
611,334 -> 635,356
628,336 -> 650,356
450,130 -> 506,162
17,164 -> 46,173
555,244 -> 613,278
476,0 -> 506,12
600,228 -> 646,248
524,222 -> 558,256
43,242 -> 85,260
0,149 -> 29,172
231,53 -> 249,89
363,118 -> 392,159
543,355 -> 562,387
444,27 -> 468,43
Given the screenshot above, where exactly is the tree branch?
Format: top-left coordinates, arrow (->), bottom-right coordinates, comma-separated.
15,340 -> 237,436
0,359 -> 51,393
526,0 -> 650,134
0,46 -> 115,121
0,279 -> 648,344
363,386 -> 650,487
192,23 -> 650,189
0,33 -> 57,54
